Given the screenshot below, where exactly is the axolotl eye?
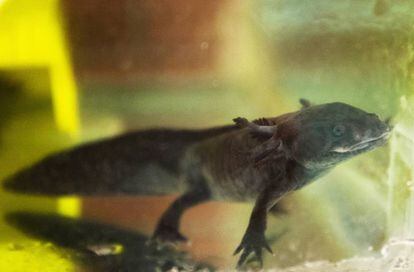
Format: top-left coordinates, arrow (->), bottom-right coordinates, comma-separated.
332,124 -> 346,137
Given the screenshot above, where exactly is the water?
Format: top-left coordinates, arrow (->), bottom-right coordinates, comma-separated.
2,1 -> 414,271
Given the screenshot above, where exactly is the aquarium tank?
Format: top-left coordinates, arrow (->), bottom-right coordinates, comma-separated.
0,0 -> 413,271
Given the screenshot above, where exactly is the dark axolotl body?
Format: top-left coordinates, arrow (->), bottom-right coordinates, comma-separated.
3,101 -> 391,268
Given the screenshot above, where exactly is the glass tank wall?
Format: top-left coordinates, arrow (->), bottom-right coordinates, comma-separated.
0,0 -> 413,271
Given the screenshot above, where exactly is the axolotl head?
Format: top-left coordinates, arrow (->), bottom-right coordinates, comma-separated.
284,102 -> 391,169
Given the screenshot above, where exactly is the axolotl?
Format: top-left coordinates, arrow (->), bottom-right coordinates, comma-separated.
3,100 -> 391,267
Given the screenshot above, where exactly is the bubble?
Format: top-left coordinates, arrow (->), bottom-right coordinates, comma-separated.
200,42 -> 209,50
406,180 -> 414,191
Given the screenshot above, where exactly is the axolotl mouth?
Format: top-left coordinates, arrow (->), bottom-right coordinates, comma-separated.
333,130 -> 391,154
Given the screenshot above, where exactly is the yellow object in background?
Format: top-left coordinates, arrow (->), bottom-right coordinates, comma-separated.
0,0 -> 81,217
0,0 -> 79,138
0,2 -> 80,270
0,241 -> 73,272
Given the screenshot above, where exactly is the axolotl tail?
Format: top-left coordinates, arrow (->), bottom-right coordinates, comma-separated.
3,126 -> 236,196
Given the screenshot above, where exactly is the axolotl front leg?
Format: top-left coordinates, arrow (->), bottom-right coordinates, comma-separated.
234,180 -> 293,268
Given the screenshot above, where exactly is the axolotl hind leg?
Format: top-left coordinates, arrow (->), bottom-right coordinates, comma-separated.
150,181 -> 211,245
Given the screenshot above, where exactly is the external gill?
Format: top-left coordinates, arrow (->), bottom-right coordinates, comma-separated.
233,117 -> 284,168
252,139 -> 284,168
233,117 -> 277,136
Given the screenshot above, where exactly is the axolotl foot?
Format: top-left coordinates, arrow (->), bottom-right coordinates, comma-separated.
149,224 -> 188,247
233,229 -> 273,268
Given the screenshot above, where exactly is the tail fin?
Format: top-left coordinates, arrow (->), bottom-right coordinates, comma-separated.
3,126 -> 237,196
